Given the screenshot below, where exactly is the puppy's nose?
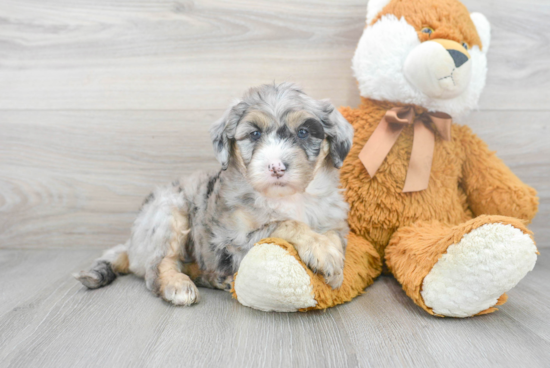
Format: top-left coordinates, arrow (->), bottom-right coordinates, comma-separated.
268,161 -> 286,178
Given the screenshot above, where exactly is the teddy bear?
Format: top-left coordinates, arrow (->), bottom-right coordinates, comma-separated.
231,0 -> 539,317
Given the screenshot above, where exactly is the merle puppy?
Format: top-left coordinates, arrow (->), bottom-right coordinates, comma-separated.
75,83 -> 354,306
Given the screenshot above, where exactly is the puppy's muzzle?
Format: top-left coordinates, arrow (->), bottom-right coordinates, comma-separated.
268,160 -> 286,179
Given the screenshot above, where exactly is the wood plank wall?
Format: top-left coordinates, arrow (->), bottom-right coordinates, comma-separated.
0,0 -> 548,249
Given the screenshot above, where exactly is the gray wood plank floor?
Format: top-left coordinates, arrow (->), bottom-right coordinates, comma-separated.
1,0 -> 549,367
0,249 -> 549,368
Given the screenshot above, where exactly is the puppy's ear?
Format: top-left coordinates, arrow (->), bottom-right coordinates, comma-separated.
319,100 -> 354,168
210,100 -> 248,170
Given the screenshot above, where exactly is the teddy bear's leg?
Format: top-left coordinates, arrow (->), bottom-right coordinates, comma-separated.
385,215 -> 538,318
232,232 -> 382,312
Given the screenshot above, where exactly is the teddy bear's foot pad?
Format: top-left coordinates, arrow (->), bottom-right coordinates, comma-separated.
421,223 -> 537,317
234,242 -> 317,312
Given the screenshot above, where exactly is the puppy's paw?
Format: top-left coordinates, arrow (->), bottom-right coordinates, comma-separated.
217,275 -> 234,291
299,234 -> 345,289
161,274 -> 200,306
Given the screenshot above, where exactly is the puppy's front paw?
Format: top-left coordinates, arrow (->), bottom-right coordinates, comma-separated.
161,274 -> 200,306
299,234 -> 345,289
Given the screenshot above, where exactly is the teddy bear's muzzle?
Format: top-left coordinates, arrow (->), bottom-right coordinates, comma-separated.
403,39 -> 472,100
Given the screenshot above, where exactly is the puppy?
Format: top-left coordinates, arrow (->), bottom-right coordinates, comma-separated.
75,83 -> 354,306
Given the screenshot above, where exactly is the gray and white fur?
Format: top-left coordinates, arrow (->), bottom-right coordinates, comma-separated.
75,83 -> 354,306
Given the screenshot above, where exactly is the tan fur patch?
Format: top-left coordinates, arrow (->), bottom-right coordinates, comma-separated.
232,208 -> 259,234
158,209 -> 191,294
180,262 -> 202,280
230,142 -> 247,176
312,139 -> 331,176
112,252 -> 130,274
240,110 -> 271,131
285,110 -> 316,129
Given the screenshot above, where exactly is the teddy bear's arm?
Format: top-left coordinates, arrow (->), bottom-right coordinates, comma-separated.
458,126 -> 538,223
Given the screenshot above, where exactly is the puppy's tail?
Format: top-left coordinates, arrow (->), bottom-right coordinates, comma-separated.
74,242 -> 130,289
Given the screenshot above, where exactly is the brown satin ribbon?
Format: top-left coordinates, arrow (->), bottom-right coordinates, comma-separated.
359,106 -> 452,193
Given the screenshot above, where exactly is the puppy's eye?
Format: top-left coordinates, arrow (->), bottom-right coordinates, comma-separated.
421,27 -> 434,36
462,42 -> 469,50
250,131 -> 262,141
297,129 -> 309,139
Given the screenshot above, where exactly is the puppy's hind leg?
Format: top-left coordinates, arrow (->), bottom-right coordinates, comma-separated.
74,241 -> 130,289
158,209 -> 200,306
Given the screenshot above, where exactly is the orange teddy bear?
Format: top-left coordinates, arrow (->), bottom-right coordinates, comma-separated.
233,0 -> 539,317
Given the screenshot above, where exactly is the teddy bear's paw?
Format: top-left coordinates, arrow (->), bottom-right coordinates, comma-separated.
297,233 -> 345,289
234,242 -> 317,312
421,223 -> 537,317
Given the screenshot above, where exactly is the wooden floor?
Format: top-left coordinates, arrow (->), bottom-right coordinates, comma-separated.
0,250 -> 549,368
1,0 -> 549,367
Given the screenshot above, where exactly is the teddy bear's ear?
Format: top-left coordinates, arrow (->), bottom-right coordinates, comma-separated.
470,12 -> 491,54
366,0 -> 392,25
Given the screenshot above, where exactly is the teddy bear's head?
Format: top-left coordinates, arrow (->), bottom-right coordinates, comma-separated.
353,0 -> 491,118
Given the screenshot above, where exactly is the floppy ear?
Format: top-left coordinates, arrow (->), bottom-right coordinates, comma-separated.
366,0 -> 392,25
319,100 -> 354,168
470,12 -> 491,54
210,100 -> 248,170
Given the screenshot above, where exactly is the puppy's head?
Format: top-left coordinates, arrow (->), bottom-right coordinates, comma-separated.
210,83 -> 353,197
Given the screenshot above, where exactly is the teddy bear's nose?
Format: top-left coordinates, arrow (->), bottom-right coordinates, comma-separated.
448,49 -> 469,68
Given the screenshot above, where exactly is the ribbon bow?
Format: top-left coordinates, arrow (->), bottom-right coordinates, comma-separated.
358,106 -> 452,193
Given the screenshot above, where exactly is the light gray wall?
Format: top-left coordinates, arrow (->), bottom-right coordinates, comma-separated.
0,0 -> 548,249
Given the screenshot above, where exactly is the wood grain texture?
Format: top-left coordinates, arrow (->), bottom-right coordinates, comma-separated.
0,0 -> 365,110
0,0 -> 548,110
0,248 -> 549,368
0,110 -> 218,249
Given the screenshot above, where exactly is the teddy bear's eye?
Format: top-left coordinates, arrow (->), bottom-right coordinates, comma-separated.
421,27 -> 434,35
462,42 -> 469,50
